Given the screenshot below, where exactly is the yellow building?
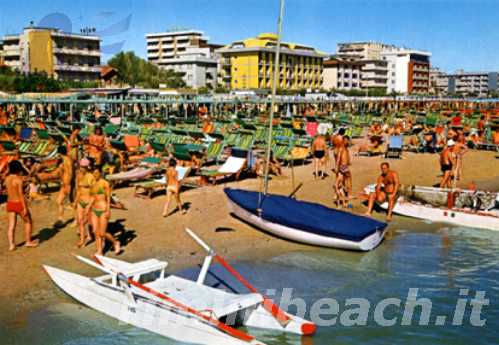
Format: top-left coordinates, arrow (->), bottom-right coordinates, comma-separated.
1,26 -> 101,81
217,33 -> 325,90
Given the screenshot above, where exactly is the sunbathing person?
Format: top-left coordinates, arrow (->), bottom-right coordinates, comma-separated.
365,162 -> 400,222
162,159 -> 186,217
312,134 -> 328,179
440,140 -> 456,188
74,158 -> 95,248
5,160 -> 39,251
88,166 -> 120,256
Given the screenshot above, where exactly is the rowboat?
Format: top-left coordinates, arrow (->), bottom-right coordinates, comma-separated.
225,188 -> 388,251
44,229 -> 316,345
363,184 -> 499,231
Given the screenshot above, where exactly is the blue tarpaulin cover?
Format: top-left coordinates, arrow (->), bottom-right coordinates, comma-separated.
225,188 -> 387,242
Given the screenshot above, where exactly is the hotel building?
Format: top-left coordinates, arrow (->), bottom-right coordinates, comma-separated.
447,70 -> 499,96
323,57 -> 362,90
0,25 -> 101,81
146,30 -> 221,89
216,33 -> 325,90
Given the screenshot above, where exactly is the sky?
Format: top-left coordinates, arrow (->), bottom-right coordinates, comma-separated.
1,0 -> 498,73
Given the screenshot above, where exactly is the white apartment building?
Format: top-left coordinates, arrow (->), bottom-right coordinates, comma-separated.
323,58 -> 362,90
381,48 -> 431,94
447,71 -> 498,96
146,30 -> 220,89
429,68 -> 449,95
1,26 -> 101,81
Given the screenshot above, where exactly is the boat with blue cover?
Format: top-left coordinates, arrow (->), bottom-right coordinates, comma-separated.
224,188 -> 388,251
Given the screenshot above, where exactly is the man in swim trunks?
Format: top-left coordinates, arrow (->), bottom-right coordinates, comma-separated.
5,160 -> 39,251
365,162 -> 400,222
162,159 -> 186,217
55,146 -> 74,225
440,139 -> 456,188
312,134 -> 328,179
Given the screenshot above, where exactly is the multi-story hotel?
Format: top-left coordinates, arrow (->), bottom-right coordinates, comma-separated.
146,29 -> 221,89
429,67 -> 449,95
323,57 -> 362,90
337,42 -> 392,61
381,47 -> 431,94
0,25 -> 101,81
447,70 -> 498,96
216,33 -> 325,90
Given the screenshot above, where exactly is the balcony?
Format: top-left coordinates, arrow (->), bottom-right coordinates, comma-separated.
53,46 -> 101,57
54,64 -> 101,73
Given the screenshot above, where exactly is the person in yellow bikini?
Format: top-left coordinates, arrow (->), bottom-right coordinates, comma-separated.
87,166 -> 121,256
74,158 -> 95,248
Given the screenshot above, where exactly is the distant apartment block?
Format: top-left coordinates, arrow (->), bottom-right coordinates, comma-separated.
0,25 -> 101,81
446,70 -> 498,96
429,68 -> 449,95
381,48 -> 431,94
146,29 -> 221,89
323,58 -> 362,90
217,33 -> 325,90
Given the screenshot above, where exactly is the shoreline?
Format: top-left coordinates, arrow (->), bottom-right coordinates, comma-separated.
0,148 -> 498,324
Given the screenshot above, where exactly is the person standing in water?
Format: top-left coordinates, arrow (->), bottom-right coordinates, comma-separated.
5,160 -> 39,251
162,159 -> 186,217
311,134 -> 328,179
55,146 -> 74,226
74,158 -> 95,248
365,162 -> 400,222
88,166 -> 120,256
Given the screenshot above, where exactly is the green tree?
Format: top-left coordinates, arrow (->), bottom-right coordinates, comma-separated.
108,51 -> 185,88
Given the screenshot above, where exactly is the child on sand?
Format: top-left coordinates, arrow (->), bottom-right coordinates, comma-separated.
5,160 -> 39,251
162,159 -> 186,217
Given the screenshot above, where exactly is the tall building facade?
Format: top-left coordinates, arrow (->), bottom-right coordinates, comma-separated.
0,26 -> 101,81
447,71 -> 499,96
217,33 -> 325,90
323,58 -> 362,90
381,48 -> 431,94
146,30 -> 220,89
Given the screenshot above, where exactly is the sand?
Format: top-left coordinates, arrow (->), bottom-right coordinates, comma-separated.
0,146 -> 498,323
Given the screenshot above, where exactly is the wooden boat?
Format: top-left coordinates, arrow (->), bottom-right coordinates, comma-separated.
44,229 -> 316,345
225,188 -> 388,251
364,184 -> 499,231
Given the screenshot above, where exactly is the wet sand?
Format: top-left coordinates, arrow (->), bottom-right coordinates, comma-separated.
0,146 -> 498,324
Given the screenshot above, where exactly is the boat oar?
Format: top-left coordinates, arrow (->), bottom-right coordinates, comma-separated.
185,229 -> 294,328
73,255 -> 259,344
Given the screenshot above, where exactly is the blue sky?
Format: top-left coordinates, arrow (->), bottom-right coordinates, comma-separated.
1,0 -> 498,72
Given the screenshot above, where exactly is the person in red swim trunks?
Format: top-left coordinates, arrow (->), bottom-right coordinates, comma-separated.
4,160 -> 38,251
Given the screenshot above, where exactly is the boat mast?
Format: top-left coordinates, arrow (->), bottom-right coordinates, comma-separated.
263,0 -> 285,195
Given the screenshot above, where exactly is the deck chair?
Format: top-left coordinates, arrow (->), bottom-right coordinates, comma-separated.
385,135 -> 403,159
134,166 -> 191,198
206,141 -> 225,164
199,156 -> 246,185
124,135 -> 141,152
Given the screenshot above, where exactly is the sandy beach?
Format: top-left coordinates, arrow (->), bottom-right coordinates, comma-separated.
1,145 -> 498,326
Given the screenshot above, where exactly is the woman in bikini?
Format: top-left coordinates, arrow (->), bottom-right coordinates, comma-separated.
5,160 -> 39,251
162,159 -> 186,217
87,126 -> 106,166
74,158 -> 95,248
88,166 -> 120,256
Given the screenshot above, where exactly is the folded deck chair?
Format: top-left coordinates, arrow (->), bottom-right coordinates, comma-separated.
199,156 -> 246,185
134,166 -> 191,198
385,135 -> 403,159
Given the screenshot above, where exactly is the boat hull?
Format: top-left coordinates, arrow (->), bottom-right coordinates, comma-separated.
227,197 -> 386,251
43,265 -> 260,345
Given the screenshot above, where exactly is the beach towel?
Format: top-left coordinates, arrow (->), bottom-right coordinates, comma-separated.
306,122 -> 318,137
107,167 -> 153,181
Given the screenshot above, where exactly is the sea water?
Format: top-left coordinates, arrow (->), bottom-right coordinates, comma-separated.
2,226 -> 498,345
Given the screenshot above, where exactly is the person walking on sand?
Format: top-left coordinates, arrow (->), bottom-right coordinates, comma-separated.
440,140 -> 456,188
312,134 -> 328,179
334,136 -> 352,207
87,166 -> 120,256
162,159 -> 186,217
74,158 -> 95,248
55,146 -> 74,226
5,160 -> 39,251
365,162 -> 400,222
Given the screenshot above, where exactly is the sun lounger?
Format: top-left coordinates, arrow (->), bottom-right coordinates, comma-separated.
199,156 -> 246,185
106,167 -> 154,183
385,135 -> 403,159
134,166 -> 191,198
